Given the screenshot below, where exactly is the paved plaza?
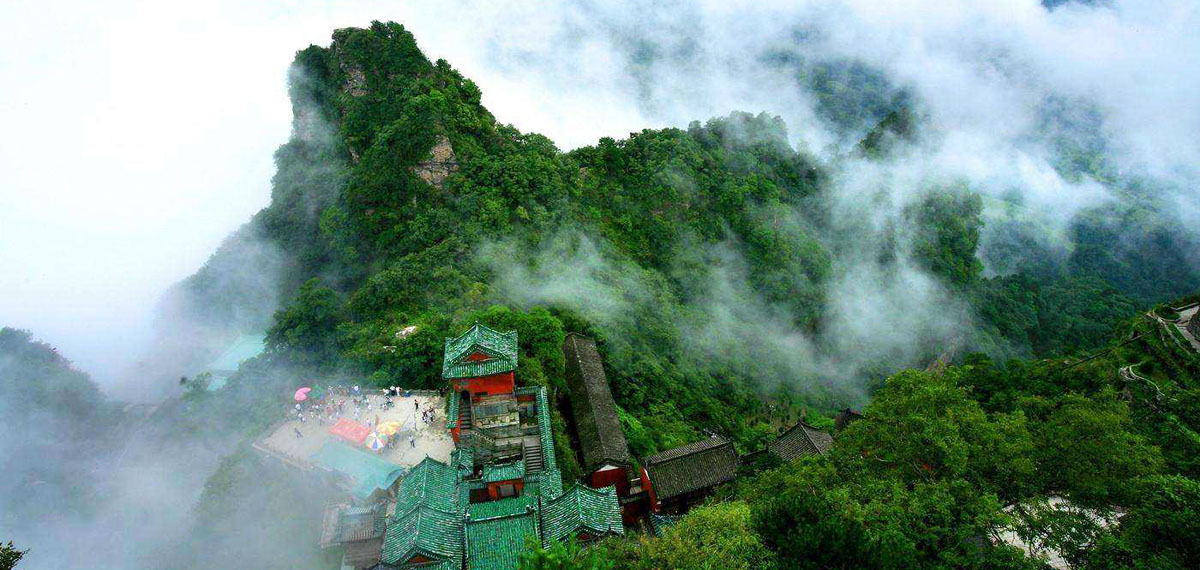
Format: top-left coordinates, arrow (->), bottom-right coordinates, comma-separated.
257,391 -> 454,470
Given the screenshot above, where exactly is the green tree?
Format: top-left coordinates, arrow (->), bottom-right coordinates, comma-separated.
1083,475 -> 1200,570
267,278 -> 346,369
518,539 -> 614,570
0,542 -> 26,570
833,369 -> 1036,502
906,188 -> 984,287
1024,391 -> 1163,506
614,502 -> 776,570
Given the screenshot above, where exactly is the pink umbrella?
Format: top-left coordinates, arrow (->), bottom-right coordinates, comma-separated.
294,387 -> 312,402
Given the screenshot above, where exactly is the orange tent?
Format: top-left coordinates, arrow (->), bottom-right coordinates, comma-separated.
328,418 -> 371,445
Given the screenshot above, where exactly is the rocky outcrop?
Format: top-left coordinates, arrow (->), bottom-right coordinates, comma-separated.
413,135 -> 458,187
343,64 -> 368,97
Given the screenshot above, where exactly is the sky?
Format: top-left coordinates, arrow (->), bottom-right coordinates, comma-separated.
0,1 -> 525,383
2,0 -> 1198,389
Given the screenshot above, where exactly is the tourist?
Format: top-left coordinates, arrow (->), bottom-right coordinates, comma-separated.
294,428 -> 303,439
408,435 -> 416,448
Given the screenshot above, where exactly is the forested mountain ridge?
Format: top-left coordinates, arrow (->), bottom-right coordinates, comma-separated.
4,18 -> 1199,570
166,22 -> 1188,460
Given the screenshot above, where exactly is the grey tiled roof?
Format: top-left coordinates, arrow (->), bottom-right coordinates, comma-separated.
643,435 -> 738,501
768,422 -> 832,462
563,334 -> 630,471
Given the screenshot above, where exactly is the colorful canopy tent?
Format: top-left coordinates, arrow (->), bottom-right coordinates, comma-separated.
376,421 -> 404,436
329,419 -> 372,446
366,432 -> 388,452
295,387 -> 312,402
309,441 -> 406,501
203,333 -> 266,391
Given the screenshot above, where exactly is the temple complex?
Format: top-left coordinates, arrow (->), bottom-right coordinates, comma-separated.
259,322 -> 841,567
318,324 -> 623,570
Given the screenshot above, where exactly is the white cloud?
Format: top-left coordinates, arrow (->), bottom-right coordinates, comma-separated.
2,0 -> 1197,385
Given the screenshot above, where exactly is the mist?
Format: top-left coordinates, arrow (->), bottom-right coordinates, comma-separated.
6,0 -> 1198,390
3,1 -> 1200,569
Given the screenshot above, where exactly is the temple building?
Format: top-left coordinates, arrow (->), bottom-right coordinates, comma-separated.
768,421 -> 833,463
320,504 -> 387,568
834,408 -> 863,432
202,332 -> 265,391
640,435 -> 739,515
562,334 -> 633,496
320,324 -> 623,570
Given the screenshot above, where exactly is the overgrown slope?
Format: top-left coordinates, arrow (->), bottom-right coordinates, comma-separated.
174,22 -> 1191,459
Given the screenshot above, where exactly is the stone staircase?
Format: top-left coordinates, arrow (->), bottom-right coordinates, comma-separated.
458,394 -> 472,430
523,440 -> 544,472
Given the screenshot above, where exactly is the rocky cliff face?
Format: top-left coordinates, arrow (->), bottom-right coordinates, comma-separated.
413,135 -> 457,187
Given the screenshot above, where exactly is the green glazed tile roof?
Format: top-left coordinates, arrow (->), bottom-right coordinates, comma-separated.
381,505 -> 463,565
308,441 -> 405,501
404,559 -> 459,570
394,457 -> 460,515
526,468 -> 564,501
452,447 -> 474,476
539,483 -> 623,546
446,394 -> 461,429
443,324 -> 518,379
467,495 -> 536,520
482,461 -> 525,483
466,510 -> 540,570
331,505 -> 387,543
207,333 -> 266,372
534,387 -> 557,472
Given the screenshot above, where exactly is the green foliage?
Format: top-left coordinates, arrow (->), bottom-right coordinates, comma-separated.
834,369 -> 1036,502
1068,206 -> 1200,304
236,21 -> 1180,473
603,502 -> 776,570
1083,475 -> 1200,570
0,328 -> 116,523
160,22 -> 1200,569
267,278 -> 346,370
972,274 -> 1140,357
905,188 -> 985,287
0,541 -> 26,570
1024,391 -> 1163,506
518,538 -> 614,570
185,448 -> 342,569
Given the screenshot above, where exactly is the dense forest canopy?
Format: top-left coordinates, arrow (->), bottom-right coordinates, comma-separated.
4,13 -> 1199,570
169,21 -> 1188,454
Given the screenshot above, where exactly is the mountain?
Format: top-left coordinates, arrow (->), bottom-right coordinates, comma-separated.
156,21 -> 1197,460
2,18 -> 1197,570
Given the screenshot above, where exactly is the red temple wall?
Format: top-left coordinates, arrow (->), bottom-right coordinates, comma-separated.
640,467 -> 660,512
485,478 -> 525,500
590,467 -> 630,497
452,371 -> 514,398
